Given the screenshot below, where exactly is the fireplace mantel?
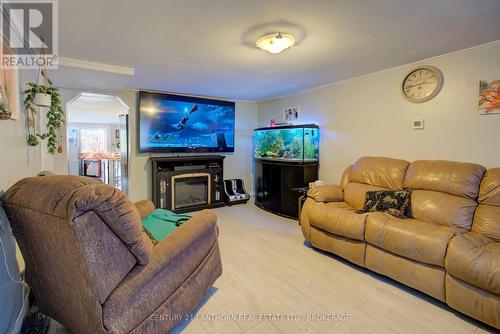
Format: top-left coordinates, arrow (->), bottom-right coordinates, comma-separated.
151,156 -> 225,213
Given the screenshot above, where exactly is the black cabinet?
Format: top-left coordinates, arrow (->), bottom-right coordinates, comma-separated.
254,159 -> 318,218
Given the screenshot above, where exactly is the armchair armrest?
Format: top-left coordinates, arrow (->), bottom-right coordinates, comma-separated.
138,210 -> 218,281
134,199 -> 155,220
102,211 -> 220,330
307,184 -> 344,203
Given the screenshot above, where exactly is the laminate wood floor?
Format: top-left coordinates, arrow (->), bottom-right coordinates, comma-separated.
49,203 -> 496,334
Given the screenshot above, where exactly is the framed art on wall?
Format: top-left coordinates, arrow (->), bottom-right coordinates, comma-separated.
479,80 -> 500,115
0,41 -> 21,120
0,64 -> 21,120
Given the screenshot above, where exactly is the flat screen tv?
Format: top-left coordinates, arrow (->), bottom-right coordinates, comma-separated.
139,91 -> 235,153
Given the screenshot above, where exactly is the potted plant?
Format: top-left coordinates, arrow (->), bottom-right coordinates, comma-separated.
33,90 -> 51,107
25,82 -> 51,107
24,83 -> 64,153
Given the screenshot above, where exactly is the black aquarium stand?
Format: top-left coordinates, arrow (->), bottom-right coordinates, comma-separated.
254,159 -> 318,219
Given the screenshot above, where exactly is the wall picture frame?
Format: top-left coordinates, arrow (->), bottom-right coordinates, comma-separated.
478,80 -> 500,115
283,106 -> 299,122
0,61 -> 21,120
0,40 -> 21,120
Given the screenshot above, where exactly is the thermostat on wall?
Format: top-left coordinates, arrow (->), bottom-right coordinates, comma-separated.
283,106 -> 299,122
413,119 -> 424,130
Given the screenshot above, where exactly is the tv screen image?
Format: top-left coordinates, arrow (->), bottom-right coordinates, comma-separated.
139,92 -> 235,153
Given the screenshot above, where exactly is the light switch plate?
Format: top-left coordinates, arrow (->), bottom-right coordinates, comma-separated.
283,106 -> 299,122
413,119 -> 424,130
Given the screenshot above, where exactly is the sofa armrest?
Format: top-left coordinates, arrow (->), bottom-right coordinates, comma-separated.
103,210 -> 219,327
307,185 -> 344,203
134,199 -> 155,220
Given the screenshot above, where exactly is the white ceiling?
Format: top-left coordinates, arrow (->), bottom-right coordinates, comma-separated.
48,64 -> 133,93
67,93 -> 129,124
59,0 -> 500,101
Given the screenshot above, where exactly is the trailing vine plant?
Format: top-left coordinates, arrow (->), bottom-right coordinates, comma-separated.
24,82 -> 64,153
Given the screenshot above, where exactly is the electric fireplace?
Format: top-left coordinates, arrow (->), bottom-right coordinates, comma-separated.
151,156 -> 225,213
172,173 -> 211,210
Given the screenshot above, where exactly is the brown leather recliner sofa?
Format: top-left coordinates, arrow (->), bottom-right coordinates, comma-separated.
301,157 -> 499,329
3,175 -> 223,334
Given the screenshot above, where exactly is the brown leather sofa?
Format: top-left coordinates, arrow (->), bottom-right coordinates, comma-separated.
3,175 -> 223,334
302,157 -> 499,329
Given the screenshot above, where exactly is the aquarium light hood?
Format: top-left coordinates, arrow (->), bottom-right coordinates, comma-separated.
256,32 -> 295,54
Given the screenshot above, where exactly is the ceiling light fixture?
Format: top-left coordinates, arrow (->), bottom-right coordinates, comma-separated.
256,32 -> 295,54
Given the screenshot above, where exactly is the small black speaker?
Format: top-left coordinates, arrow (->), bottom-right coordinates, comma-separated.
223,179 -> 250,205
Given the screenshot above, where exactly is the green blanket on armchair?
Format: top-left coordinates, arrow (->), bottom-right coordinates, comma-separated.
142,209 -> 192,244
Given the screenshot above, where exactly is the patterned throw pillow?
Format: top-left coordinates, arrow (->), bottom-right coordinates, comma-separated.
356,190 -> 412,218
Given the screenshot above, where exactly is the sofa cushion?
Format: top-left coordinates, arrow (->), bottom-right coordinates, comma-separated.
445,274 -> 500,330
404,160 -> 485,199
310,226 -> 366,267
340,165 -> 353,188
344,182 -> 387,210
365,212 -> 465,267
349,157 -> 410,190
68,184 -> 154,265
411,190 -> 478,229
3,175 -> 101,219
473,168 -> 500,240
445,232 -> 500,295
5,175 -> 154,265
308,202 -> 368,241
473,205 -> 500,241
478,168 -> 500,205
365,245 -> 446,301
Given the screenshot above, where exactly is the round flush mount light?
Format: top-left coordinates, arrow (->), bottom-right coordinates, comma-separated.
256,32 -> 295,54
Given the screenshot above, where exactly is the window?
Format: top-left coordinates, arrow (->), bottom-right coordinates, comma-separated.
68,126 -> 109,154
78,128 -> 108,153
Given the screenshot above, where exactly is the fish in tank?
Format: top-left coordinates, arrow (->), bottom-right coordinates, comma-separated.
253,125 -> 319,161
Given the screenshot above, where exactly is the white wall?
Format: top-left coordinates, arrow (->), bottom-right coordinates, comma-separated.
0,70 -> 45,194
5,41 -> 499,200
122,90 -> 258,202
224,101 -> 258,194
0,108 -> 42,194
0,82 -> 257,203
258,41 -> 500,184
0,83 -> 132,181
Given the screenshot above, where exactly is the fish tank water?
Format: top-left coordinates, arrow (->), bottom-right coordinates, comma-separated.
253,124 -> 319,162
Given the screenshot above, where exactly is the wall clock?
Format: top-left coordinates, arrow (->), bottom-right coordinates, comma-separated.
401,66 -> 444,103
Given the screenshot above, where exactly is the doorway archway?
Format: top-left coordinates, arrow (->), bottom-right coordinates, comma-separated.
66,93 -> 130,194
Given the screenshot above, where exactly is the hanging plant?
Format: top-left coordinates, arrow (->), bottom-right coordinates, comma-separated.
24,82 -> 64,154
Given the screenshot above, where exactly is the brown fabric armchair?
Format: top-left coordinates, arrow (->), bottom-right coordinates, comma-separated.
3,175 -> 222,334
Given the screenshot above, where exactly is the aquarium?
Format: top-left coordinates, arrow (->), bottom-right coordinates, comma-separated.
253,124 -> 319,162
